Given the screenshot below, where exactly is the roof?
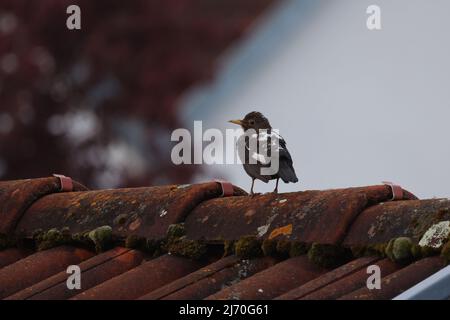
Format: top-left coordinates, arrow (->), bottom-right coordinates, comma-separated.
1,176 -> 450,300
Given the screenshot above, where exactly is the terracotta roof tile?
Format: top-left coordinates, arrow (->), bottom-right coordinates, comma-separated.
0,177 -> 87,235
299,258 -> 400,300
15,182 -> 245,240
275,256 -> 380,299
71,254 -> 204,300
139,256 -> 277,300
344,199 -> 450,246
205,256 -> 328,300
6,247 -> 146,300
339,257 -> 446,300
184,185 -> 416,244
0,248 -> 31,269
1,176 -> 449,300
0,246 -> 93,299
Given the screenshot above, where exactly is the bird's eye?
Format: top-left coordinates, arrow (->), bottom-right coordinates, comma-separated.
249,120 -> 255,125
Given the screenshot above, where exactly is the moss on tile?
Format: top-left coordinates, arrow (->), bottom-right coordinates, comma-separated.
234,236 -> 262,259
261,239 -> 277,256
307,243 -> 352,268
33,228 -> 72,251
223,240 -> 235,257
289,241 -> 309,257
391,237 -> 413,262
88,225 -> 113,252
276,239 -> 291,258
125,234 -> 145,249
166,236 -> 207,260
167,223 -> 185,240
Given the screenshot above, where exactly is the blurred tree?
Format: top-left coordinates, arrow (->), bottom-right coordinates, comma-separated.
0,0 -> 273,188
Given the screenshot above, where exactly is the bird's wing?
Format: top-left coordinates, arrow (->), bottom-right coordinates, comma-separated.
237,131 -> 295,168
275,133 -> 298,182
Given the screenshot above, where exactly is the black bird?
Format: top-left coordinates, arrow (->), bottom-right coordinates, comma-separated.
229,111 -> 298,195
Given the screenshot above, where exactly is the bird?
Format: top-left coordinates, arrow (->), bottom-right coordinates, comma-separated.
229,111 -> 298,195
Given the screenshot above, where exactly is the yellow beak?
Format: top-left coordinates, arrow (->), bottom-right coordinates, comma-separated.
228,119 -> 244,126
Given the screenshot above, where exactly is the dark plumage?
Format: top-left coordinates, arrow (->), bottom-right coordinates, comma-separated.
229,111 -> 298,195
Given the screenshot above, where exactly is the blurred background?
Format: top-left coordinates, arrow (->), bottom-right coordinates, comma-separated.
1,0 -> 449,198
0,0 -> 273,188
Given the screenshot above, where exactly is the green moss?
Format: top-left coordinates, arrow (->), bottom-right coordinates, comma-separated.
411,244 -> 422,259
384,239 -> 395,261
167,223 -> 185,240
307,243 -> 352,268
88,225 -> 112,252
223,240 -> 235,257
61,227 -> 71,237
32,229 -> 43,239
393,237 -> 413,261
34,228 -> 72,251
145,239 -> 161,256
350,246 -> 366,257
261,239 -> 277,256
372,243 -> 387,256
71,232 -> 87,243
234,236 -> 262,259
167,236 -> 207,260
276,239 -> 291,258
384,237 -> 413,263
289,241 -> 309,257
440,241 -> 450,264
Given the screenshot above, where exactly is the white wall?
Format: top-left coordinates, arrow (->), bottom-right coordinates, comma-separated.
181,0 -> 450,199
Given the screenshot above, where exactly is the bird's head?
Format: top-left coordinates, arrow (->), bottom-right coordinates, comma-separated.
229,111 -> 272,131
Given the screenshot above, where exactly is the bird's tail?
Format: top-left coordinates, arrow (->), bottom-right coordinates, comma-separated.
278,162 -> 298,183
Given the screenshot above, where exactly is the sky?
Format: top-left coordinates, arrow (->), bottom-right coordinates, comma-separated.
181,0 -> 450,199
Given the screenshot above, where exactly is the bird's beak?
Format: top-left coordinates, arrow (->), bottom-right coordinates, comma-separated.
228,119 -> 244,126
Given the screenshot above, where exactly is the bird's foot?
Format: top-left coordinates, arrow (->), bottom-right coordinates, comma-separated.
249,192 -> 261,197
273,188 -> 278,194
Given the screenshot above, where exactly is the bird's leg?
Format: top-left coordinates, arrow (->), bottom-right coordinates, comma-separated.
250,178 -> 255,196
273,178 -> 279,194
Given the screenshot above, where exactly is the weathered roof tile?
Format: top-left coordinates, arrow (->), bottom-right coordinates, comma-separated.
205,256 -> 328,300
344,199 -> 450,246
184,185 -> 416,244
275,256 -> 379,299
15,182 -> 245,240
71,254 -> 205,300
339,256 -> 445,300
139,256 -> 277,300
6,247 -> 146,300
0,177 -> 87,235
0,246 -> 93,299
0,176 -> 448,300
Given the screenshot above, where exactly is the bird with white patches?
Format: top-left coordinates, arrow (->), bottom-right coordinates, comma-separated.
229,111 -> 298,195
